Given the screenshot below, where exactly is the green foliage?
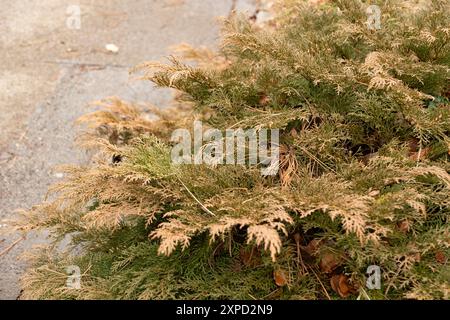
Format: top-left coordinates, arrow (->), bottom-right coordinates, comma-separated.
18,0 -> 449,300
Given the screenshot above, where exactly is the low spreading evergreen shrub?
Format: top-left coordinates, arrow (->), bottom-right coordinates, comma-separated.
18,0 -> 449,299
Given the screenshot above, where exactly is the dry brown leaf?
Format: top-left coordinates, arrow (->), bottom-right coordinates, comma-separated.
409,147 -> 431,161
330,274 -> 353,298
319,252 -> 341,274
259,94 -> 271,106
435,251 -> 447,264
273,269 -> 288,287
412,252 -> 421,263
239,246 -> 261,268
290,128 -> 298,138
407,138 -> 420,152
302,239 -> 322,256
407,139 -> 431,161
397,220 -> 411,233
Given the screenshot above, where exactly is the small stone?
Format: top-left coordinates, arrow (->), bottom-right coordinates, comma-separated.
105,44 -> 119,54
256,10 -> 272,23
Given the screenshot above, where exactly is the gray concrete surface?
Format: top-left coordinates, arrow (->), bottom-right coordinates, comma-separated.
0,0 -> 261,300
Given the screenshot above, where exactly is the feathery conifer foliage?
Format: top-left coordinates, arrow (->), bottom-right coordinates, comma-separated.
17,0 -> 449,299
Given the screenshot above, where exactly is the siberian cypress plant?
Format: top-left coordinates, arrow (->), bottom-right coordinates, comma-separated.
18,0 -> 449,299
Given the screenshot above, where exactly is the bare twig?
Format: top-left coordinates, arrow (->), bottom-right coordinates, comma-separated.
177,177 -> 216,217
308,266 -> 332,300
0,236 -> 25,257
